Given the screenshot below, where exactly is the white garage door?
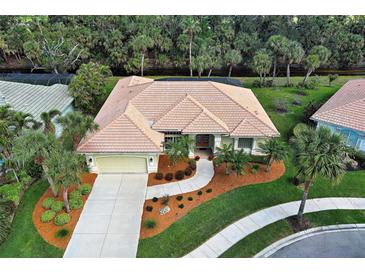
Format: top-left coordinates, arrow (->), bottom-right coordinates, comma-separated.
95,157 -> 147,173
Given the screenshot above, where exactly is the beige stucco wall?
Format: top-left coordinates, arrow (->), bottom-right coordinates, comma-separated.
221,136 -> 234,146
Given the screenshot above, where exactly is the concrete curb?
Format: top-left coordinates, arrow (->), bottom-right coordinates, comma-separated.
255,223 -> 365,258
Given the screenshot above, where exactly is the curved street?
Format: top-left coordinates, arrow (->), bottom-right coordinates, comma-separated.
270,229 -> 365,258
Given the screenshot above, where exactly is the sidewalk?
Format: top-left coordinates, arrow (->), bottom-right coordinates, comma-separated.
184,197 -> 365,258
145,159 -> 214,200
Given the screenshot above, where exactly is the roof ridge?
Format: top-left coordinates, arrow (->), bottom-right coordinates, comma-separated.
231,118 -> 267,137
152,93 -> 189,125
209,81 -> 278,134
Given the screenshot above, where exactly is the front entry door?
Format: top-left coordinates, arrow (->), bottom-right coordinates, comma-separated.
196,134 -> 210,148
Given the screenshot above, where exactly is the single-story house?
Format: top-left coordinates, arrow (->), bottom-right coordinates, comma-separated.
0,80 -> 74,137
311,79 -> 365,152
77,76 -> 279,174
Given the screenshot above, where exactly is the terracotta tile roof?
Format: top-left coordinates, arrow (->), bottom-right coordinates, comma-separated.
77,77 -> 279,153
311,79 -> 365,132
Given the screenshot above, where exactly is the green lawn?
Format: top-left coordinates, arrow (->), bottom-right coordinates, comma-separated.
221,209 -> 365,258
137,75 -> 365,258
0,180 -> 63,258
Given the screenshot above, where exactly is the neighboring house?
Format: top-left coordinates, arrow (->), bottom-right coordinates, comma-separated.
0,80 -> 74,137
311,79 -> 365,152
77,76 -> 279,174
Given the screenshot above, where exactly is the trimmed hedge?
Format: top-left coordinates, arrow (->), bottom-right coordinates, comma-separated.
69,198 -> 83,210
41,210 -> 56,223
51,201 -> 64,212
54,213 -> 70,226
69,190 -> 82,200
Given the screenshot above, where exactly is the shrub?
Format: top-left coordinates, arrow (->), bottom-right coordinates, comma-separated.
165,173 -> 173,181
79,184 -> 91,195
185,167 -> 192,176
42,197 -> 55,209
188,159 -> 196,166
208,155 -> 214,161
69,190 -> 82,200
178,204 -> 184,209
328,73 -> 339,86
188,196 -> 193,201
152,197 -> 158,203
41,210 -> 56,223
353,151 -> 365,169
273,98 -> 289,113
55,228 -> 70,238
189,162 -> 197,171
176,195 -> 183,201
194,155 -> 200,161
292,99 -> 301,106
206,188 -> 212,193
197,191 -> 203,196
143,219 -> 156,229
146,205 -> 153,212
293,123 -> 307,137
54,213 -> 70,226
175,170 -> 185,180
251,164 -> 260,174
69,198 -> 83,210
155,173 -> 163,180
161,195 -> 170,206
303,101 -> 323,125
51,201 -> 64,212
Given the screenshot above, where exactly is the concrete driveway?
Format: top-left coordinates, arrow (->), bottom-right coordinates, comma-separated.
63,173 -> 147,258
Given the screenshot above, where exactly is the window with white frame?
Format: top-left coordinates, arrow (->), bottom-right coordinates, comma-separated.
238,138 -> 253,149
163,132 -> 182,150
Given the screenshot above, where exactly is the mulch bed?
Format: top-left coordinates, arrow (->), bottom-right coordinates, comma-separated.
140,161 -> 286,239
147,154 -> 196,186
32,173 -> 97,250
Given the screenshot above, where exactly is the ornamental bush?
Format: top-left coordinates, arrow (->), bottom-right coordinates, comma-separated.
41,210 -> 56,223
165,173 -> 173,181
146,206 -> 153,212
51,201 -> 64,213
176,195 -> 183,201
55,228 -> 70,238
184,167 -> 192,176
42,197 -> 55,209
69,198 -> 83,210
175,170 -> 185,180
143,219 -> 156,229
54,213 -> 70,226
178,204 -> 184,209
79,184 -> 91,195
155,173 -> 163,180
69,190 -> 82,200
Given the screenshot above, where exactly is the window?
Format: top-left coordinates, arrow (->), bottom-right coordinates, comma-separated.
238,138 -> 253,149
163,132 -> 181,150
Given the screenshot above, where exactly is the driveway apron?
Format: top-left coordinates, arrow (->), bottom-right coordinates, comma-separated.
63,173 -> 147,258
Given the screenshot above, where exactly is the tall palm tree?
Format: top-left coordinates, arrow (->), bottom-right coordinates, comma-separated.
216,143 -> 234,175
40,109 -> 61,135
258,138 -> 288,172
164,135 -> 194,166
13,112 -> 39,134
46,149 -> 82,213
224,49 -> 242,77
181,16 -> 201,77
179,135 -> 195,157
57,111 -> 99,151
231,149 -> 251,176
291,126 -> 348,225
130,34 -> 154,77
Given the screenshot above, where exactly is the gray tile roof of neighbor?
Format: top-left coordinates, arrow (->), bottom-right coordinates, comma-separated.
0,80 -> 74,121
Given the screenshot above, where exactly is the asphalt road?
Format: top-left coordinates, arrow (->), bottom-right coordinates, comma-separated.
270,230 -> 365,258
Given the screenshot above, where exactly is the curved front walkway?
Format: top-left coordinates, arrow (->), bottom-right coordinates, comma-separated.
184,197 -> 365,258
146,159 -> 214,200
255,224 -> 365,258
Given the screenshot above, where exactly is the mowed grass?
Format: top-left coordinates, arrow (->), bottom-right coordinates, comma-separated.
137,75 -> 365,258
0,180 -> 63,258
221,210 -> 365,258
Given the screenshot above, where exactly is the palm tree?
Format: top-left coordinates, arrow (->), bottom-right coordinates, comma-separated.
266,35 -> 289,82
181,16 -> 201,77
216,143 -> 234,175
12,112 -> 39,134
224,49 -> 242,77
258,138 -> 288,172
231,149 -> 251,176
130,34 -> 154,77
57,111 -> 99,151
164,135 -> 194,166
40,109 -> 61,135
291,126 -> 348,225
46,149 -> 82,213
12,130 -> 60,196
179,135 -> 195,156
284,40 -> 304,86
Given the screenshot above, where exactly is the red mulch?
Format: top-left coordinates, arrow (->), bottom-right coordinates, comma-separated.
32,173 -> 97,250
140,161 -> 286,239
147,155 -> 196,186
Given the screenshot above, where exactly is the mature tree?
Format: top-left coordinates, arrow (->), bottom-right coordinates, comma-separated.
234,32 -> 261,64
130,34 -> 154,77
291,126 -> 348,225
266,35 -> 289,82
284,40 -> 304,86
215,143 -> 234,175
339,33 -> 364,66
68,62 -> 112,115
206,46 -> 222,77
12,131 -> 60,196
192,55 -> 209,77
46,149 -> 83,212
0,34 -> 9,63
231,149 -> 251,176
252,49 -> 272,86
56,111 -> 99,151
224,49 -> 242,77
180,16 -> 202,77
258,138 -> 288,172
302,55 -> 320,84
12,112 -> 39,134
40,109 -> 61,135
